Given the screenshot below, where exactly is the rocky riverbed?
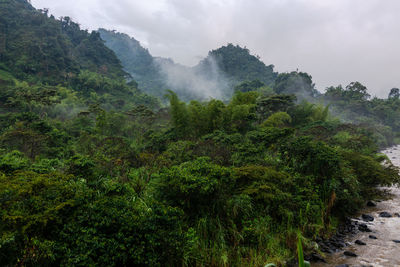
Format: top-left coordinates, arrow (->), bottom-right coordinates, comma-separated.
313,145 -> 400,267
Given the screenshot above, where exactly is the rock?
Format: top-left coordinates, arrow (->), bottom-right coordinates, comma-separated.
335,265 -> 349,267
393,240 -> 400,243
305,253 -> 326,263
394,213 -> 400,217
344,251 -> 357,257
358,223 -> 372,232
366,200 -> 377,207
379,211 -> 392,218
331,240 -> 346,248
355,240 -> 366,245
369,235 -> 377,239
361,214 -> 374,222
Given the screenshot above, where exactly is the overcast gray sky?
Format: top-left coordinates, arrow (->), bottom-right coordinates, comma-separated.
31,0 -> 400,97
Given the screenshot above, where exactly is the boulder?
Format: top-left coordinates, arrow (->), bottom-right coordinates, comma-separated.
355,240 -> 366,245
358,223 -> 372,232
379,211 -> 392,218
366,200 -> 376,207
361,214 -> 374,222
344,251 -> 357,257
305,253 -> 326,263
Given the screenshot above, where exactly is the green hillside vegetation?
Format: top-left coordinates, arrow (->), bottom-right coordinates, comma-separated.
98,29 -> 166,97
195,43 -> 278,86
1,85 -> 399,266
0,0 -> 125,84
1,1 -> 400,266
99,30 -> 278,100
321,82 -> 400,147
0,0 -> 160,111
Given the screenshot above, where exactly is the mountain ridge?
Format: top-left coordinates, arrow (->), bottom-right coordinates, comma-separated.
98,29 -> 278,100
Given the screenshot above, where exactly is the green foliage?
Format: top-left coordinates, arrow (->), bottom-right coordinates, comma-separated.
155,157 -> 233,215
289,101 -> 330,126
0,0 -> 125,84
0,150 -> 30,173
199,43 -> 278,86
262,112 -> 292,128
0,171 -> 186,266
235,79 -> 266,93
323,81 -> 400,147
297,234 -> 310,267
166,90 -> 190,138
1,2 -> 400,266
274,71 -> 318,99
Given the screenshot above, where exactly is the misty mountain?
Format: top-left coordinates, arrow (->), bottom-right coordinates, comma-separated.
98,28 -> 169,98
98,29 -> 278,101
0,0 -> 159,110
195,44 -> 277,86
99,28 -> 224,100
0,0 -> 127,85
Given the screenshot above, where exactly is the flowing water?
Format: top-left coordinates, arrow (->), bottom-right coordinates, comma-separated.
314,145 -> 400,267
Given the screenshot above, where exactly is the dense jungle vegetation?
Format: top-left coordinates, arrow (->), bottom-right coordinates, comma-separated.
1,0 -> 400,266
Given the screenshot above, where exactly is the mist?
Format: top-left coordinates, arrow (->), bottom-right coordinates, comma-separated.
155,56 -> 230,100
31,0 -> 400,98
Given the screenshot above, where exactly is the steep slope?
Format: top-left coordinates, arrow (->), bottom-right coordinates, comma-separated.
98,29 -> 155,77
98,30 -> 278,100
0,0 -> 126,85
195,43 -> 278,86
98,28 -> 166,97
0,0 -> 160,110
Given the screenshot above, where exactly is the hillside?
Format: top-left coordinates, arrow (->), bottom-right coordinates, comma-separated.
99,30 -> 278,100
0,0 -> 159,110
0,0 -> 127,84
195,43 -> 278,86
98,29 -> 165,96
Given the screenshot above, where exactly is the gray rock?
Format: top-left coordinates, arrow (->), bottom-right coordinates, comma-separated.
358,223 -> 372,232
361,214 -> 374,222
305,253 -> 326,263
393,240 -> 400,243
366,200 -> 376,207
369,235 -> 377,239
344,251 -> 357,257
355,239 -> 366,245
379,211 -> 392,218
335,265 -> 349,267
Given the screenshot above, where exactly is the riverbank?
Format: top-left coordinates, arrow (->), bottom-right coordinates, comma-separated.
313,145 -> 400,267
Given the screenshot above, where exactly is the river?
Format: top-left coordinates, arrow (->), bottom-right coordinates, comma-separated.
314,145 -> 400,267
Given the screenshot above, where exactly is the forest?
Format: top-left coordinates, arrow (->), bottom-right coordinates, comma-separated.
1,0 -> 400,266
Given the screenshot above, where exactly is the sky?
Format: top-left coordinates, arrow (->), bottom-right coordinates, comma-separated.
31,0 -> 400,97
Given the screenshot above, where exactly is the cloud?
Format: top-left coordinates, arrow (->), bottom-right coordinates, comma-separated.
31,0 -> 400,97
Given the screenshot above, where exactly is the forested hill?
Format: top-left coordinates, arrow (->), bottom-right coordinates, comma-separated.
0,0 -> 159,110
98,29 -> 156,78
99,29 -> 278,100
0,0 -> 126,85
195,43 -> 278,86
98,28 -> 168,98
